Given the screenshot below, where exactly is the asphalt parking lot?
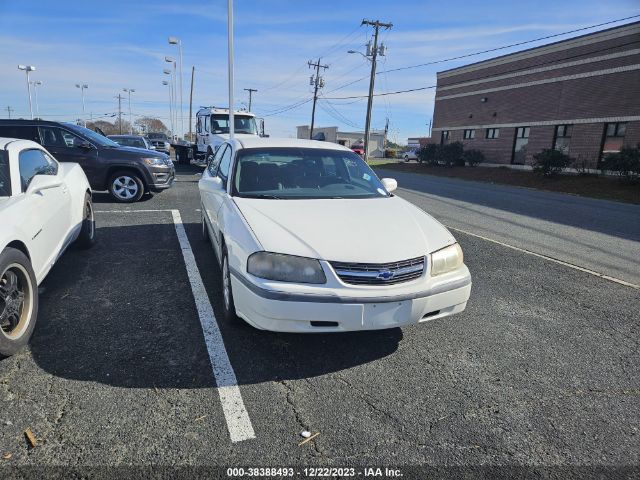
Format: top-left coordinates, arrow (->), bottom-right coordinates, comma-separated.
1,163 -> 638,473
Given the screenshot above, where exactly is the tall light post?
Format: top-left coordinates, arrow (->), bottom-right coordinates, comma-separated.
123,88 -> 135,134
168,37 -> 184,140
30,80 -> 42,118
162,79 -> 174,135
75,83 -> 89,127
165,56 -> 178,139
163,68 -> 175,138
18,65 -> 36,119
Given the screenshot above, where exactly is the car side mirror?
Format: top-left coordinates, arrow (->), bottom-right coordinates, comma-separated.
78,141 -> 93,150
381,178 -> 397,193
199,174 -> 225,192
27,174 -> 62,194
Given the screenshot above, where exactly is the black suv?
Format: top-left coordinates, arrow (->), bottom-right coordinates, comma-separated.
0,120 -> 175,202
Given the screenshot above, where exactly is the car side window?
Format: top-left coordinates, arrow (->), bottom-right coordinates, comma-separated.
196,116 -> 202,134
18,149 -> 58,192
0,125 -> 39,143
0,150 -> 10,196
207,144 -> 227,176
39,126 -> 83,149
218,145 -> 233,187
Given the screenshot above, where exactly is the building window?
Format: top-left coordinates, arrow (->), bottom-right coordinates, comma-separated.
440,130 -> 450,144
463,129 -> 475,140
553,125 -> 572,154
512,127 -> 530,164
602,122 -> 627,155
485,128 -> 499,139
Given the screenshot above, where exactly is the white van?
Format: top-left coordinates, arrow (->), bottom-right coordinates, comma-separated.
195,107 -> 263,158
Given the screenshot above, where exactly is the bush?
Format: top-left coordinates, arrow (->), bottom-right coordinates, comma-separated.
462,149 -> 485,167
417,144 -> 439,165
440,141 -> 465,167
532,149 -> 572,176
384,148 -> 397,159
600,144 -> 640,183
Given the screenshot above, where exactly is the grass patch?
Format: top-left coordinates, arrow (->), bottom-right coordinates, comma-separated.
374,162 -> 640,205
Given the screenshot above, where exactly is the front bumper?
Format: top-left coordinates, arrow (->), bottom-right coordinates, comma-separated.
230,266 -> 471,333
146,164 -> 175,191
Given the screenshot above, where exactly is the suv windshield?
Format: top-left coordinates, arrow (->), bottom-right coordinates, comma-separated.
0,150 -> 10,196
64,123 -> 120,147
232,147 -> 390,199
212,115 -> 257,135
147,133 -> 168,140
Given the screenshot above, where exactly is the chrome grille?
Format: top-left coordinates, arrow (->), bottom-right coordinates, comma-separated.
330,256 -> 425,286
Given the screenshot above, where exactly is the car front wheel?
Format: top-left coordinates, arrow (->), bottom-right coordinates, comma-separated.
221,246 -> 239,324
108,171 -> 144,203
0,248 -> 38,357
75,192 -> 96,249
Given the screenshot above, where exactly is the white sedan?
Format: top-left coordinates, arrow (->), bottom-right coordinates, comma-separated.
199,138 -> 471,332
0,138 -> 95,356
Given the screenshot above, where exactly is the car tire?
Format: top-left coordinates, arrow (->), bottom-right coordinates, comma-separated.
221,245 -> 239,324
108,171 -> 145,203
404,155 -> 409,162
75,193 -> 96,249
0,248 -> 38,358
201,210 -> 209,242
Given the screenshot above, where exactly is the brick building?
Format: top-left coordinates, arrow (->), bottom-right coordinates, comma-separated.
431,21 -> 640,167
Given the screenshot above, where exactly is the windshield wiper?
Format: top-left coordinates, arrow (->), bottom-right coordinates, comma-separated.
240,194 -> 285,199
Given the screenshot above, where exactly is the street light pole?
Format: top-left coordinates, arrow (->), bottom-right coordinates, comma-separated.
30,81 -> 42,118
18,65 -> 36,119
168,37 -> 184,140
227,0 -> 235,140
123,88 -> 135,134
162,80 -> 174,135
165,57 -> 178,140
75,83 -> 88,127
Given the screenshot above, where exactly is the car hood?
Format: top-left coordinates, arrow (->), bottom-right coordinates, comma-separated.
233,195 -> 456,263
100,146 -> 167,159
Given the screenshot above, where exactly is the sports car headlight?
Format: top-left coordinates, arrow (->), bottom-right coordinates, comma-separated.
430,243 -> 464,276
143,157 -> 166,166
247,252 -> 326,284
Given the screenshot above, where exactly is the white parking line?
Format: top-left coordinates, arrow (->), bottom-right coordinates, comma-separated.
448,226 -> 640,290
96,208 -> 256,442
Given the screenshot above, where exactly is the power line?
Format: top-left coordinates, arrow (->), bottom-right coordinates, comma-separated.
325,15 -> 640,94
324,85 -> 436,100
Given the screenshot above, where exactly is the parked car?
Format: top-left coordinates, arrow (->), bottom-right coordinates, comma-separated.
403,150 -> 418,162
351,146 -> 365,157
146,132 -> 171,154
108,134 -> 155,151
199,137 -> 471,332
0,120 -> 175,203
0,138 -> 95,356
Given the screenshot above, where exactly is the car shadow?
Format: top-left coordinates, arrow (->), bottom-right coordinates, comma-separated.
29,222 -> 401,389
91,191 -> 155,204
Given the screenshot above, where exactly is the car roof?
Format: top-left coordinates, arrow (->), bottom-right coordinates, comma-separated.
233,137 -> 352,152
0,119 -> 71,127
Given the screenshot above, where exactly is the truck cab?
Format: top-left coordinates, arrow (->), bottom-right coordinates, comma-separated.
195,107 -> 263,159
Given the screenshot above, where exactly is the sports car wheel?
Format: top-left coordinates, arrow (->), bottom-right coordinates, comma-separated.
0,248 -> 38,357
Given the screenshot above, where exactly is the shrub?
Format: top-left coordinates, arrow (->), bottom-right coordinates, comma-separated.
384,148 -> 397,159
600,144 -> 640,183
462,149 -> 485,167
532,149 -> 572,176
440,141 -> 465,167
417,144 -> 439,165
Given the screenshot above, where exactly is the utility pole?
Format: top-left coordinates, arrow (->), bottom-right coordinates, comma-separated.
6,106 -> 14,119
308,58 -> 328,139
189,66 -> 195,142
361,19 -> 392,161
115,94 -> 124,134
244,88 -> 257,112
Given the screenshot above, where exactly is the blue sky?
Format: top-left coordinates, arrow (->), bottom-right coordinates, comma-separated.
1,0 -> 638,143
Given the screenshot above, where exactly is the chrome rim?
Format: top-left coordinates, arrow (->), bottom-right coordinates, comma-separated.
0,263 -> 33,340
85,199 -> 95,239
112,176 -> 138,200
222,257 -> 230,311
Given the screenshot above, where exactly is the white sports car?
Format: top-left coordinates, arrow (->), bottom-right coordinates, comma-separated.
0,138 -> 95,356
199,138 -> 471,332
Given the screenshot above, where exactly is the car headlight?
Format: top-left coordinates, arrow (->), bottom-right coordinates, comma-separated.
143,157 -> 166,166
247,252 -> 326,284
430,243 -> 463,276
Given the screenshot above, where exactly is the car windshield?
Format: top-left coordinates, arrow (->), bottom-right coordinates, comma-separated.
147,133 -> 168,140
212,114 -> 257,135
110,136 -> 145,148
64,123 -> 120,147
0,150 -> 10,196
232,147 -> 390,199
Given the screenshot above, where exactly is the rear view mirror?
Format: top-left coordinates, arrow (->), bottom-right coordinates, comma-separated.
27,175 -> 62,194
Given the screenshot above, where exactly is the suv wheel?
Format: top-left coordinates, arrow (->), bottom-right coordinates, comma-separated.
108,171 -> 144,203
0,248 -> 38,357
